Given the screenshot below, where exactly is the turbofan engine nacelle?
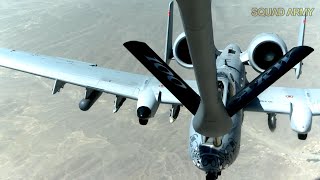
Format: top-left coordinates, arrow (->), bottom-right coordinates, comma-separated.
136,88 -> 160,121
173,32 -> 193,69
246,33 -> 287,73
290,102 -> 312,134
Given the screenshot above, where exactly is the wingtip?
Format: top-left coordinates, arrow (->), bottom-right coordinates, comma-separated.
301,45 -> 314,53
123,41 -> 142,47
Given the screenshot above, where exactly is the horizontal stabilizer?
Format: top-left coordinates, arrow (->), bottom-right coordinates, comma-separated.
226,46 -> 314,116
124,41 -> 200,114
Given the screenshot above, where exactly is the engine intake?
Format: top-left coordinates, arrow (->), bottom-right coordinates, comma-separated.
247,33 -> 287,73
173,32 -> 193,69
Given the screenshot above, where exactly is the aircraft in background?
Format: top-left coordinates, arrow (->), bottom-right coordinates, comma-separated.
0,0 -> 316,179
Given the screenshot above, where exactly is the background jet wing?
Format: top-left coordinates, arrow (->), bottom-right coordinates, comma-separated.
244,87 -> 320,116
0,48 -> 197,105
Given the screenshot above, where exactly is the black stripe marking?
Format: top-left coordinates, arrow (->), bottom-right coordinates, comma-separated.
124,41 -> 201,115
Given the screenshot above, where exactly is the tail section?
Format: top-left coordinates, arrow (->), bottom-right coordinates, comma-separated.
164,1 -> 174,64
293,14 -> 307,79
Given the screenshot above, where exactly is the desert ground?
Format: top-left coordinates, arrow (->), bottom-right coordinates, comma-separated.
0,0 -> 319,179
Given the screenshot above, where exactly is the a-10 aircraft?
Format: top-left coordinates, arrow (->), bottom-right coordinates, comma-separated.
0,0 -> 317,179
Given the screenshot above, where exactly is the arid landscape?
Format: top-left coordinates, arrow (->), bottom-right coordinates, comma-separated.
0,0 -> 319,179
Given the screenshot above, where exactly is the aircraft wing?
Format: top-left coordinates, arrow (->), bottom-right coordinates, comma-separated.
244,87 -> 320,116
0,48 -> 198,109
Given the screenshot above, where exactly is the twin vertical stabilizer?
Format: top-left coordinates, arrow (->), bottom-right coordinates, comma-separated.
294,14 -> 307,79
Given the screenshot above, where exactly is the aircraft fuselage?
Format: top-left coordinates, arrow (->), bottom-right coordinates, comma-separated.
188,44 -> 246,175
